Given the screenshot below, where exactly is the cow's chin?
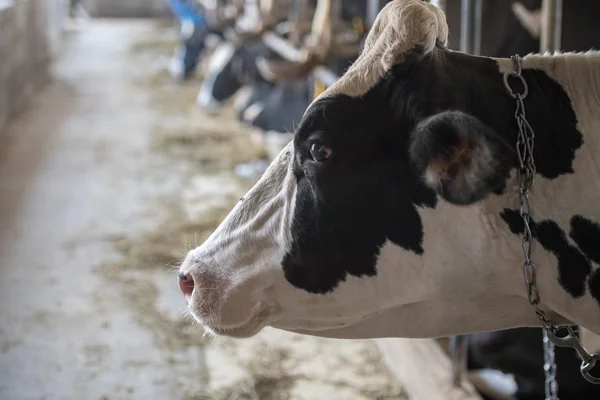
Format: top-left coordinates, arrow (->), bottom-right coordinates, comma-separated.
202,318 -> 265,339
188,298 -> 269,339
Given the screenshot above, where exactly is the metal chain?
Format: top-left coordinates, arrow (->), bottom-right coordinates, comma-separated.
503,54 -> 560,400
503,54 -> 600,398
543,329 -> 559,399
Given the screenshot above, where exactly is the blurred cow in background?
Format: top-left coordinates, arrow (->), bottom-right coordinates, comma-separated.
467,327 -> 600,400
193,0 -> 382,161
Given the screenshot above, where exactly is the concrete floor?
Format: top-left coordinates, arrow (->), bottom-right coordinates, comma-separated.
0,21 -> 198,400
0,20 -> 406,400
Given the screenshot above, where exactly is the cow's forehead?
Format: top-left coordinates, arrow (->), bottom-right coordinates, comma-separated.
299,94 -> 350,130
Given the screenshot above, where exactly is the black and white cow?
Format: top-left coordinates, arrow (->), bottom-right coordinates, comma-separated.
242,79 -> 314,131
195,38 -> 311,133
196,40 -> 277,114
240,79 -> 312,160
177,0 -> 600,341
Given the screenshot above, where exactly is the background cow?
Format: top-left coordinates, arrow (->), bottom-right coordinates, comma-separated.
467,328 -> 600,400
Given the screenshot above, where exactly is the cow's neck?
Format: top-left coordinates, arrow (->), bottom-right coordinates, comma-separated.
478,52 -> 600,333
496,51 -> 600,119
380,49 -> 600,335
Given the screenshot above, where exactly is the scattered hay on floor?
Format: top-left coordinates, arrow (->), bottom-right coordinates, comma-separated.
150,121 -> 266,169
188,347 -> 296,400
129,35 -> 179,55
103,211 -> 224,273
125,19 -> 266,167
182,333 -> 408,400
120,278 -> 211,351
127,20 -> 208,114
98,169 -> 254,276
91,200 -> 227,351
128,20 -> 179,55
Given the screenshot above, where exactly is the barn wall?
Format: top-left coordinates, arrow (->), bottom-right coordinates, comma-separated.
82,0 -> 171,18
0,0 -> 66,133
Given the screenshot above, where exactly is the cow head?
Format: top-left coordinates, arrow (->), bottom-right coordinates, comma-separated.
179,0 -> 585,339
196,41 -> 276,113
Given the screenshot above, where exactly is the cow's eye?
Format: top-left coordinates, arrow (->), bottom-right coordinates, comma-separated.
310,143 -> 332,162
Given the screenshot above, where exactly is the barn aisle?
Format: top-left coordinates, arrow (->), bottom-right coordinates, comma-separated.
0,21 -> 195,399
0,20 -> 406,400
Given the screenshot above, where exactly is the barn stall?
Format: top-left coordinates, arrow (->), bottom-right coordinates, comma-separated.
0,1 -> 599,399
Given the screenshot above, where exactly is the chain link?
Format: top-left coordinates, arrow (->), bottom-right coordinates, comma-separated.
543,329 -> 559,399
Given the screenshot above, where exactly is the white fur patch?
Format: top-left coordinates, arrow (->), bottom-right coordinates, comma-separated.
196,42 -> 237,109
242,101 -> 265,122
233,86 -> 254,113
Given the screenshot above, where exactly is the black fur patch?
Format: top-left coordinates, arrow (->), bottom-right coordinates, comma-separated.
536,220 -> 591,298
283,94 -> 437,294
589,270 -> 600,304
250,80 -> 312,133
211,43 -> 276,102
570,216 -> 600,264
570,216 -> 600,303
283,46 -> 583,294
501,210 -> 598,300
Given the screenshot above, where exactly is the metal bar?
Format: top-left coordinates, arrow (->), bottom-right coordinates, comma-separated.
259,0 -> 274,15
259,34 -> 339,85
540,0 -> 562,52
460,0 -> 482,55
288,0 -> 309,45
311,0 -> 332,37
473,0 -> 483,55
460,0 -> 474,53
313,67 -> 339,87
367,0 -> 381,26
450,335 -> 470,388
263,0 -> 332,62
262,31 -> 307,62
429,0 -> 446,10
331,0 -> 341,23
289,0 -> 308,23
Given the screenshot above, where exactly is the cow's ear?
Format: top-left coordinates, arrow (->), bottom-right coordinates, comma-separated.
409,111 -> 514,205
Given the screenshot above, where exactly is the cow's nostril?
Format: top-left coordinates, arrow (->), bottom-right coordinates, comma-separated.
178,271 -> 194,300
